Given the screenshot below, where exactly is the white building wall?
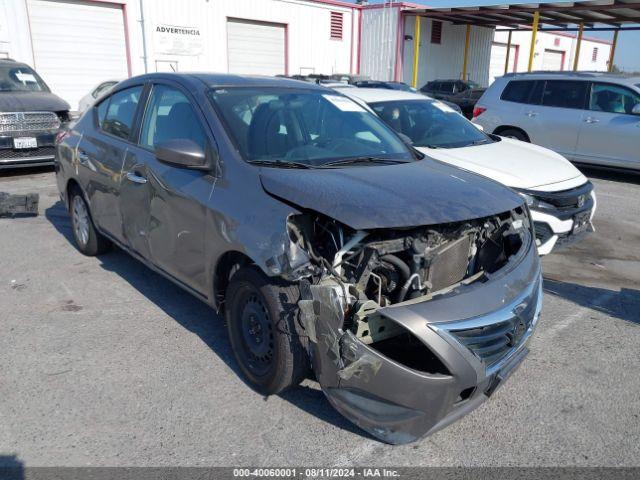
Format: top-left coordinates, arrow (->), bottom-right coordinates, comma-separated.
360,6 -> 399,82
493,30 -> 612,76
139,0 -> 358,76
1,0 -> 358,81
402,16 -> 494,88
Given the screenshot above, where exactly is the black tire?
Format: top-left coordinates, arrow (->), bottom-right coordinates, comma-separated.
225,267 -> 309,395
499,128 -> 529,142
68,188 -> 111,256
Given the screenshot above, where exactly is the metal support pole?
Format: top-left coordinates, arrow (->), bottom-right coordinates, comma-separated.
412,16 -> 421,88
608,29 -> 619,72
504,30 -> 513,75
462,24 -> 471,80
527,11 -> 540,72
573,23 -> 584,71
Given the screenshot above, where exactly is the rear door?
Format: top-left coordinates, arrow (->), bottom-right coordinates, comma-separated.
132,81 -> 216,294
519,80 -> 588,157
575,82 -> 640,168
76,85 -> 144,243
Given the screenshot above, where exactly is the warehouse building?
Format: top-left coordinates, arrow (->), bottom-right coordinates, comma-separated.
490,30 -> 612,84
360,2 -> 612,88
0,0 -> 360,109
0,0 -> 625,110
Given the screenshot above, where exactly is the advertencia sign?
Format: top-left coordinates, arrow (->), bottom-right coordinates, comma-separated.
154,24 -> 203,56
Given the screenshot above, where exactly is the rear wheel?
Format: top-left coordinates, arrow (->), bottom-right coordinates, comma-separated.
69,189 -> 111,256
226,267 -> 308,395
499,128 -> 529,142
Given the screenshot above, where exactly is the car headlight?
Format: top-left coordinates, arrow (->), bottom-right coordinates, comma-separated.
518,192 -> 554,210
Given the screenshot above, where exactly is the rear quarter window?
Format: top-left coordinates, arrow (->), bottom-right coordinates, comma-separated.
500,80 -> 536,103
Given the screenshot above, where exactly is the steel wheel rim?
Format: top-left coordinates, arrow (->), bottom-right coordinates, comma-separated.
239,293 -> 274,376
72,196 -> 90,247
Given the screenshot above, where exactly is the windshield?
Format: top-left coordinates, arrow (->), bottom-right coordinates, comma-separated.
0,65 -> 48,92
208,87 -> 413,166
370,99 -> 493,149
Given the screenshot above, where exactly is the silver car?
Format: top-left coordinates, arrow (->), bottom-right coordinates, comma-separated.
56,73 -> 542,444
473,72 -> 640,171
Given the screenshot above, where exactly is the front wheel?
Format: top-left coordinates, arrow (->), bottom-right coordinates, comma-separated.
499,128 -> 529,142
225,267 -> 309,395
69,189 -> 111,256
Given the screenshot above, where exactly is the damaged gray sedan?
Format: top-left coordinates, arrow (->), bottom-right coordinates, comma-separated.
55,73 -> 542,444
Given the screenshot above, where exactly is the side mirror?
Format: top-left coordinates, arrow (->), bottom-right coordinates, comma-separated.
632,104 -> 640,115
155,138 -> 214,171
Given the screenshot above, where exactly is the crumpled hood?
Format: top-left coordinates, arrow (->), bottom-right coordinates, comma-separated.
259,159 -> 524,230
0,91 -> 70,112
418,137 -> 586,191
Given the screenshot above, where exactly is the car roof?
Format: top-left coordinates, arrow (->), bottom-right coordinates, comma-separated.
335,87 -> 431,103
116,72 -> 329,91
500,71 -> 640,86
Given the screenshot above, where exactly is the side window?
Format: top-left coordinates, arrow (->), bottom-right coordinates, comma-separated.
96,98 -> 109,127
589,83 -> 640,115
140,85 -> 207,151
101,86 -> 142,140
541,80 -> 588,109
501,80 -> 536,103
441,82 -> 454,93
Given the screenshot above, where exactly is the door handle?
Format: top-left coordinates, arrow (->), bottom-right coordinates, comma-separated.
584,116 -> 600,124
77,150 -> 90,165
126,171 -> 148,184
525,111 -> 537,117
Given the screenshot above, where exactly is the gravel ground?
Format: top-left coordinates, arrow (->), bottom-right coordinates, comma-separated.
0,166 -> 638,467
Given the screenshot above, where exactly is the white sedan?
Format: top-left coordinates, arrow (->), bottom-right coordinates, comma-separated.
77,79 -> 120,113
338,88 -> 596,255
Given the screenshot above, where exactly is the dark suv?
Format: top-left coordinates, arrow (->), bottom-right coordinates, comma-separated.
0,59 -> 69,169
56,73 -> 542,444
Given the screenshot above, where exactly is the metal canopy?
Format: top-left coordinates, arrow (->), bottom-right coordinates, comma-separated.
406,1 -> 640,30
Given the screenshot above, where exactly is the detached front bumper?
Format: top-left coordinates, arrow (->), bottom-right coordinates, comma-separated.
302,235 -> 542,444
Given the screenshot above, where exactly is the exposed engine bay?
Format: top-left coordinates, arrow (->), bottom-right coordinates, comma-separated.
288,206 -> 531,347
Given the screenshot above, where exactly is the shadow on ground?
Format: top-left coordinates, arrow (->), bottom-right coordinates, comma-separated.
44,200 -> 369,439
544,278 -> 640,326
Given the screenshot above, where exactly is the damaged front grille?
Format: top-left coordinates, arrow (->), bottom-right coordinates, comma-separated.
446,290 -> 538,367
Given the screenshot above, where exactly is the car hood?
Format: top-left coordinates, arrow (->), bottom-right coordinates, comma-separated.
417,137 -> 586,191
259,159 -> 524,230
0,91 -> 70,112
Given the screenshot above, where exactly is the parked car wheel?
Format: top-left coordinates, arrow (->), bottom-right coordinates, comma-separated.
497,128 -> 529,142
69,189 -> 111,256
226,267 -> 309,395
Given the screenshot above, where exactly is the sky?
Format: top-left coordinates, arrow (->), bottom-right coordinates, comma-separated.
352,0 -> 640,72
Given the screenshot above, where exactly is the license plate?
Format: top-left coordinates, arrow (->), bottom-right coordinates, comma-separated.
13,137 -> 38,149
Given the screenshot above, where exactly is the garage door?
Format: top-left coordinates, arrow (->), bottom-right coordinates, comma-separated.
489,42 -> 517,85
27,0 -> 129,111
227,19 -> 285,76
542,49 -> 565,71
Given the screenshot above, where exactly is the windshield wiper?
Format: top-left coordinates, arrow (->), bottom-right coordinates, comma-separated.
319,156 -> 411,168
248,159 -> 314,169
467,138 -> 493,146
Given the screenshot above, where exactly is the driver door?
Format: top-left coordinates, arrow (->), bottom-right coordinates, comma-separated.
132,81 -> 215,294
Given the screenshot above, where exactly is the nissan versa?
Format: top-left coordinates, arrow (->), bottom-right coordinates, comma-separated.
55,73 -> 542,444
